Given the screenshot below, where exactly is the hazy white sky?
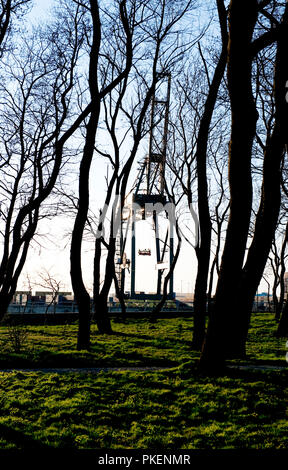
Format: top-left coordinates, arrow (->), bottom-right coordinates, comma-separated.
30,0 -> 53,20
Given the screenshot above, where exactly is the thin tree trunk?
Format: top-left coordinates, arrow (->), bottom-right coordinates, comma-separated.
95,292 -> 113,333
275,223 -> 288,321
94,237 -> 115,333
192,0 -> 228,350
277,300 -> 288,337
151,226 -> 182,319
113,268 -> 127,321
71,1 -> 102,350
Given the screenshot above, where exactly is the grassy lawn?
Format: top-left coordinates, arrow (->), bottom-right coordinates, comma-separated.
0,313 -> 286,449
0,317 -> 196,368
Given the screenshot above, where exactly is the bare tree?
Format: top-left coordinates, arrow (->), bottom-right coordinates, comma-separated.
0,1 -> 93,319
206,137 -> 230,312
200,0 -> 288,370
157,0 -> 228,349
224,1 -> 288,358
70,0 -> 136,349
268,218 -> 288,320
0,0 -> 32,57
36,268 -> 64,315
190,0 -> 228,350
69,0 -> 199,347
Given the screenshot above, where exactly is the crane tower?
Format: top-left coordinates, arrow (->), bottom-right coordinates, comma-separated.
115,73 -> 175,300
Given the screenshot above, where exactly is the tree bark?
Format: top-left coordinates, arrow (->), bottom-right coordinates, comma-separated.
70,106 -> 100,349
94,237 -> 116,333
221,2 -> 288,356
275,225 -> 288,321
70,0 -> 101,350
200,0 -> 259,370
277,300 -> 288,337
192,0 -> 228,350
0,292 -> 11,320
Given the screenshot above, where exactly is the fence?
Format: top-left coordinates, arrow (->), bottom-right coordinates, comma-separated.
7,299 -> 194,314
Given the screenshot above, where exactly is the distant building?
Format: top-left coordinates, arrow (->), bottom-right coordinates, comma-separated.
254,292 -> 270,311
176,292 -> 194,302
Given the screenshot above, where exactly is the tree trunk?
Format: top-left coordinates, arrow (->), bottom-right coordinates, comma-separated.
94,292 -> 113,334
94,238 -> 115,333
70,109 -> 100,350
192,0 -> 228,351
113,268 -> 127,321
150,227 -> 182,320
192,259 -> 209,349
275,224 -> 288,321
76,294 -> 91,350
200,0 -> 259,371
277,300 -> 288,337
0,291 -> 12,320
219,2 -> 288,357
70,0 -> 102,350
275,298 -> 282,322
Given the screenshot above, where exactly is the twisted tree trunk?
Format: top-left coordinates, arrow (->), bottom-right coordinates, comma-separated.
200,0 -> 259,370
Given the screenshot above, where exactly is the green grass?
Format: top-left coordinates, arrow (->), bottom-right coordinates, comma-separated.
0,313 -> 286,449
245,313 -> 286,363
0,313 -> 286,368
0,317 -> 197,368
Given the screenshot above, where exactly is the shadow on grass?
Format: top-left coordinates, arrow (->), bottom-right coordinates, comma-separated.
93,330 -> 152,341
95,330 -> 193,347
0,423 -> 50,449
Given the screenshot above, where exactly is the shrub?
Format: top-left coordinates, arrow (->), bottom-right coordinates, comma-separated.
6,322 -> 28,353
